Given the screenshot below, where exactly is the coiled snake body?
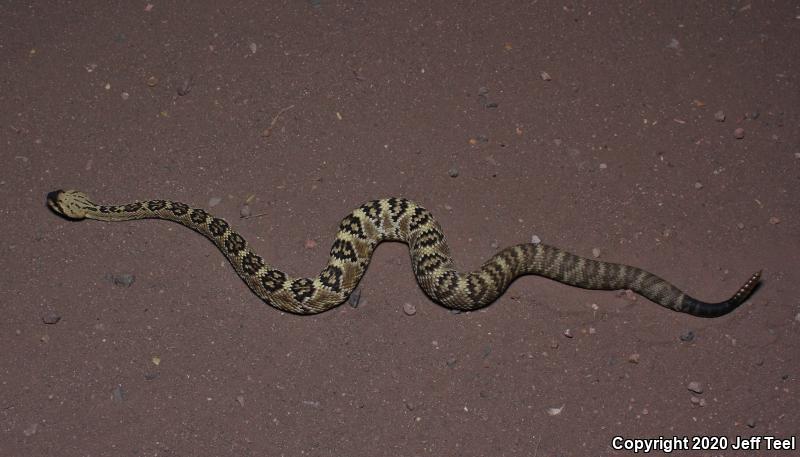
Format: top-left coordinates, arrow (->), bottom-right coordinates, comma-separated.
47,190 -> 760,317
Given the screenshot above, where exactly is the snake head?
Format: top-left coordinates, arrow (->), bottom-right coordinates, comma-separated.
47,190 -> 95,220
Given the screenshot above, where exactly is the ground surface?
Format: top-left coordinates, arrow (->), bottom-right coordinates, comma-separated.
2,2 -> 798,456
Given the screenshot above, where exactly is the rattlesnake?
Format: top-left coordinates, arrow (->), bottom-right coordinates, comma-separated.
47,190 -> 760,317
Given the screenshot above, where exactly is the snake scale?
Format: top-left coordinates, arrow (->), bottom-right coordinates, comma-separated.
47,190 -> 761,317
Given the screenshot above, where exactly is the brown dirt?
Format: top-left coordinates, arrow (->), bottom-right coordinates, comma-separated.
2,2 -> 798,456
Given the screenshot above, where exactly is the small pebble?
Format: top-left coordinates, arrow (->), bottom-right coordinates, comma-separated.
42,313 -> 61,325
477,87 -> 489,96
208,196 -> 222,207
746,111 -> 759,120
687,381 -> 704,394
177,78 -> 192,96
622,289 -> 637,301
146,76 -> 158,87
112,385 -> 126,401
794,152 -> 800,159
591,248 -> 601,258
563,329 -> 573,338
628,353 -> 640,364
768,217 -> 780,225
403,303 -> 416,316
304,239 -> 317,249
485,102 -> 498,109
446,357 -> 458,367
734,128 -> 745,139
714,110 -> 726,122
236,395 -> 245,407
447,168 -> 459,178
694,182 -> 703,190
599,163 -> 607,170
112,273 -> 135,287
795,312 -> 800,323
23,423 -> 38,436
121,92 -> 130,100
736,222 -> 745,230
679,330 -> 695,342
546,405 -> 564,416
531,235 -> 541,244
239,205 -> 251,218
144,373 -> 159,381
550,340 -> 559,349
347,288 -> 361,308
746,418 -> 756,428
540,71 -> 552,81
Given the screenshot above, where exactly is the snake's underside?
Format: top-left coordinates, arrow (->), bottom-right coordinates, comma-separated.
47,190 -> 761,317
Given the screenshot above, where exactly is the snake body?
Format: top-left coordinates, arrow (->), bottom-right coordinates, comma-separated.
46,190 -> 760,317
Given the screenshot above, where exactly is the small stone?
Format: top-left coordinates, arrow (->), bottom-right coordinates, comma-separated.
236,395 -> 245,407
403,303 -> 416,316
112,385 -> 126,401
177,78 -> 192,96
795,312 -> 800,323
304,239 -> 317,249
347,288 -> 361,308
121,92 -> 130,100
563,329 -> 573,338
628,353 -> 640,364
546,404 -> 564,416
446,357 -> 458,367
531,235 -> 541,244
768,217 -> 780,225
23,423 -> 38,436
112,274 -> 135,287
746,111 -> 760,120
694,182 -> 703,189
208,196 -> 222,207
550,340 -> 559,349
239,205 -> 251,218
485,102 -> 498,109
714,110 -> 726,122
591,248 -> 601,258
734,128 -> 745,139
144,373 -> 159,381
490,240 -> 499,249
746,418 -> 756,428
736,222 -> 745,230
622,289 -> 637,301
679,330 -> 695,342
146,76 -> 158,87
540,71 -> 552,81
687,381 -> 704,394
447,168 -> 459,178
690,396 -> 701,405
477,87 -> 489,96
599,163 -> 607,170
42,313 -> 61,325
794,152 -> 800,159
249,42 -> 257,54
